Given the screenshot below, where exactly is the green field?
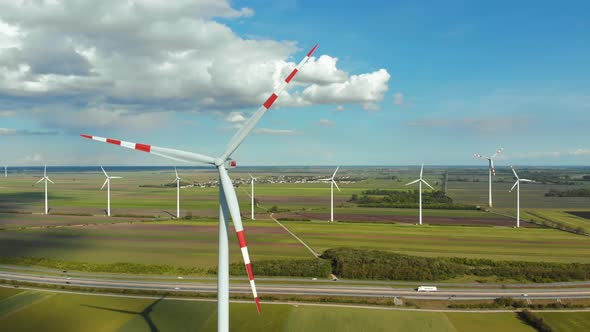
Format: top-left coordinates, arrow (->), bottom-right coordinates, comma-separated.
285,221 -> 590,263
0,288 -> 538,332
536,311 -> 590,331
0,220 -> 313,269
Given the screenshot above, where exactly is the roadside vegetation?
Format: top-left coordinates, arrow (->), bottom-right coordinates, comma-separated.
322,248 -> 590,282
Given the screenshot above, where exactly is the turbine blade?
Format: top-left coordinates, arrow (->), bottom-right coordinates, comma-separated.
420,164 -> 424,179
218,166 -> 260,314
44,165 -> 47,177
35,178 -> 44,185
491,160 -> 496,176
332,180 -> 341,192
331,166 -> 340,179
491,147 -> 504,159
421,179 -> 434,190
509,181 -> 518,192
101,166 -> 108,177
473,153 -> 485,160
316,178 -> 331,181
174,167 -> 178,179
100,179 -> 108,190
220,44 -> 318,161
406,179 -> 420,186
109,176 -> 122,179
81,134 -> 216,165
520,179 -> 534,182
510,165 -> 519,180
46,177 -> 54,184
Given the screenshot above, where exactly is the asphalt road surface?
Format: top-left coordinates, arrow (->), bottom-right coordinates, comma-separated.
2,271 -> 590,300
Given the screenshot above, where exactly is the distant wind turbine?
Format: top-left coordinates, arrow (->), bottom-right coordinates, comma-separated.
35,165 -> 54,214
249,173 -> 257,220
318,166 -> 341,222
474,147 -> 504,207
509,166 -> 534,228
406,164 -> 434,225
100,166 -> 122,217
173,167 -> 183,219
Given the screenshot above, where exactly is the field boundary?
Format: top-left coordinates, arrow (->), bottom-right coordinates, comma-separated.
269,213 -> 320,258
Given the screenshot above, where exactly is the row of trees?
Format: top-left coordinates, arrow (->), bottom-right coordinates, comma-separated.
545,188 -> 590,197
229,259 -> 331,277
321,248 -> 590,282
349,190 -> 477,210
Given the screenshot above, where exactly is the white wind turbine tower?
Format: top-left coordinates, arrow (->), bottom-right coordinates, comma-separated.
173,167 -> 183,219
474,147 -> 504,207
35,165 -> 54,214
318,166 -> 341,222
80,44 -> 318,332
100,166 -> 122,217
509,166 -> 534,228
249,173 -> 257,220
406,164 -> 434,225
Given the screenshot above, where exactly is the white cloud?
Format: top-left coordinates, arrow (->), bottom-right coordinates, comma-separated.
318,119 -> 334,127
335,105 -> 344,112
293,55 -> 348,85
253,128 -> 303,135
300,69 -> 390,108
225,111 -> 246,123
38,107 -> 171,132
0,0 -> 391,132
509,148 -> 590,159
393,92 -> 404,105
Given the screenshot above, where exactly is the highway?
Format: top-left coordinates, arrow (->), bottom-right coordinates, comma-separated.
2,271 -> 590,300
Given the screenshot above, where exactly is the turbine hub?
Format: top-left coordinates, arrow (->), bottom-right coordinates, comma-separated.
214,158 -> 224,167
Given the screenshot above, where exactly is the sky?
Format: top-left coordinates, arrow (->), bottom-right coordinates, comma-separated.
0,0 -> 589,166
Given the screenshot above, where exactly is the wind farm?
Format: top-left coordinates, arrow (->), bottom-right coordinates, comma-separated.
1,1 -> 589,332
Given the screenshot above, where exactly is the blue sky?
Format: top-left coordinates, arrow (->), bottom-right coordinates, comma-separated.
0,0 -> 589,166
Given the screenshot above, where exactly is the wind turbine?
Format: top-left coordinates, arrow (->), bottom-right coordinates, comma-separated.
100,166 -> 122,217
80,44 -> 318,332
406,164 -> 434,225
318,166 -> 341,222
509,166 -> 534,228
35,165 -> 53,214
474,147 -> 504,207
173,167 -> 183,219
249,173 -> 257,220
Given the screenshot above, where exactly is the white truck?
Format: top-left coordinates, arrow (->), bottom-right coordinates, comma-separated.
416,286 -> 437,292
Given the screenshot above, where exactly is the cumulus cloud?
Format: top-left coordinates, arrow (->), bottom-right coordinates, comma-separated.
225,112 -> 246,123
0,128 -> 58,136
0,0 -> 391,131
335,105 -> 344,112
299,69 -> 390,109
318,119 -> 334,127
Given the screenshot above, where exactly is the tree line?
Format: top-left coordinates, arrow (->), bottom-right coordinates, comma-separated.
321,248 -> 590,282
349,189 -> 477,210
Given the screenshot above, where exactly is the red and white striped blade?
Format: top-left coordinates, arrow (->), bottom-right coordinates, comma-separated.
80,134 -> 216,165
218,166 -> 261,313
491,147 -> 504,159
220,44 -> 319,161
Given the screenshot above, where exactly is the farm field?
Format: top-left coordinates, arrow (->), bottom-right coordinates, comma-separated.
536,311 -> 590,331
0,288 -> 537,332
0,220 -> 313,270
284,221 -> 590,263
